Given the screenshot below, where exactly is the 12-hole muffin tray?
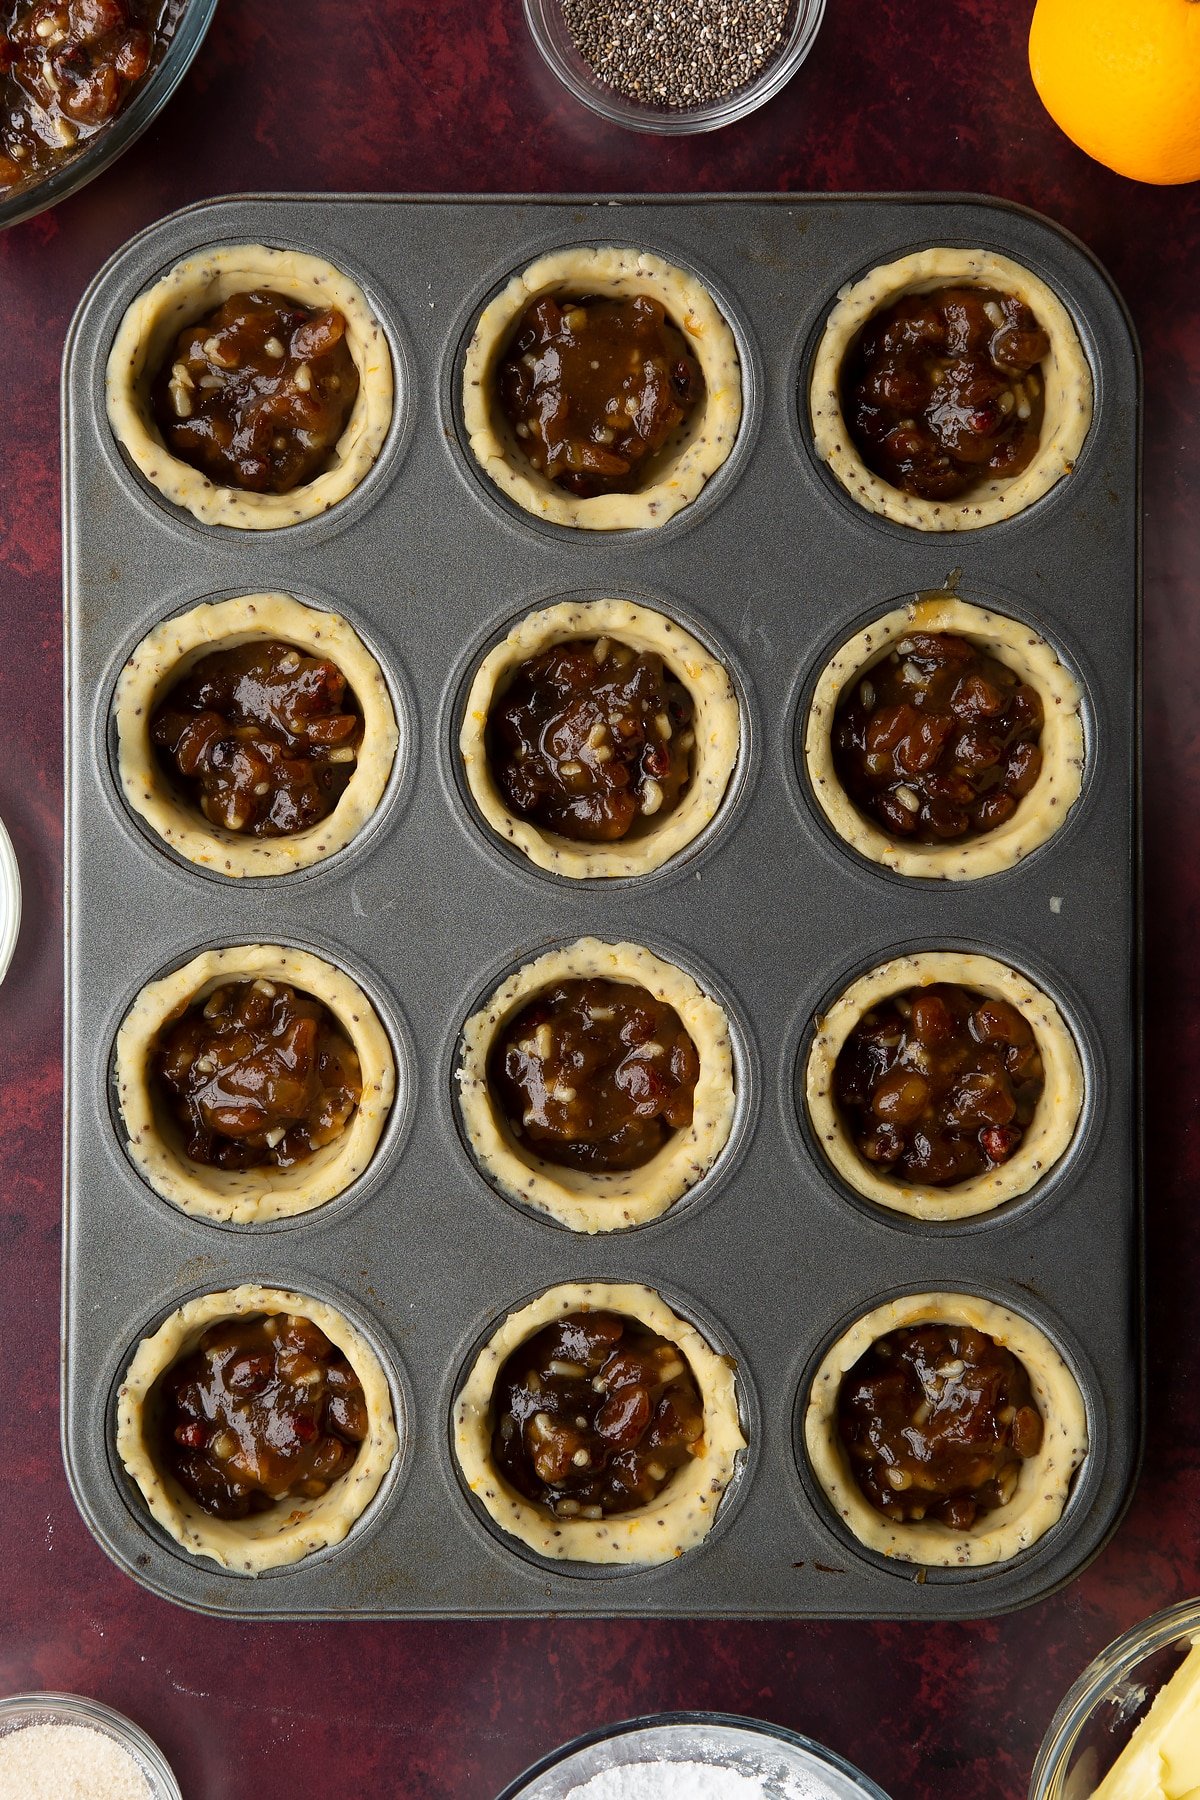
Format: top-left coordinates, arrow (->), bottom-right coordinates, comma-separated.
62,193 -> 1141,1618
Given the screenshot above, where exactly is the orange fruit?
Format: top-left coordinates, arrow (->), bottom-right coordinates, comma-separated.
1029,0 -> 1200,185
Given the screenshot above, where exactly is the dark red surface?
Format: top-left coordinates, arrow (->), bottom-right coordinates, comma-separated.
0,3 -> 1195,1796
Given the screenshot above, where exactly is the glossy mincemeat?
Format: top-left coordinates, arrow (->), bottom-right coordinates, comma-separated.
160,1313 -> 368,1519
487,636 -> 695,842
837,1322 -> 1044,1530
833,983 -> 1045,1186
0,0 -> 173,192
151,638 -> 362,837
491,1310 -> 706,1518
841,285 -> 1050,501
832,631 -> 1044,843
153,978 -> 362,1171
151,288 -> 359,494
488,978 -> 699,1173
497,292 -> 703,497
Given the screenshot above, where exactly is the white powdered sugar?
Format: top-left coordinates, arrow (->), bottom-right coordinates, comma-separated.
566,1760 -> 814,1799
0,1721 -> 154,1800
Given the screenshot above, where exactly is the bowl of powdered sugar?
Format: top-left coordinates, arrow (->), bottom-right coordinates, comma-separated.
498,1712 -> 892,1800
0,1693 -> 181,1800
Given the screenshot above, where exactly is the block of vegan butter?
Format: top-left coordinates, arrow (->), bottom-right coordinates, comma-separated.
1091,1642 -> 1200,1799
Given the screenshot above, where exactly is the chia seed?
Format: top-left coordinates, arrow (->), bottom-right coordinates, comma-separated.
559,0 -> 793,111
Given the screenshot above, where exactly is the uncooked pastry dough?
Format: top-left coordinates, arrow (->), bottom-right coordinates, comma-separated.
804,591 -> 1084,879
809,248 -> 1093,530
463,246 -> 741,530
115,943 -> 395,1223
460,598 -> 740,878
106,244 -> 393,529
115,592 -> 398,878
805,949 -> 1083,1221
805,1289 -> 1088,1567
453,1280 -> 745,1565
457,937 -> 735,1232
117,1283 -> 398,1572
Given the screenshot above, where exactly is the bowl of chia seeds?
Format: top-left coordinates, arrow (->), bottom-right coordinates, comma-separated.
523,0 -> 827,133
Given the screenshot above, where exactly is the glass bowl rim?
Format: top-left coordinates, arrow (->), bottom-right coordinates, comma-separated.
0,1691 -> 182,1797
1030,1597 -> 1200,1799
0,0 -> 218,233
521,0 -> 827,135
496,1707 -> 893,1797
0,811 -> 19,987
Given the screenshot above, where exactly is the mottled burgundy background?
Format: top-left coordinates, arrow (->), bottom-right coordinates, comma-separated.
0,2 -> 1195,1795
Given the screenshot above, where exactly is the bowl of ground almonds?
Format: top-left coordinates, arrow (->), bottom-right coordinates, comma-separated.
523,0 -> 826,133
0,1692 -> 181,1799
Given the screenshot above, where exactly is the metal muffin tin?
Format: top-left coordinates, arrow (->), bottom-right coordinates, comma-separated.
62,194 -> 1141,1619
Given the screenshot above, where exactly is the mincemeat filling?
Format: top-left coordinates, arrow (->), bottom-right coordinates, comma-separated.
491,1310 -> 706,1518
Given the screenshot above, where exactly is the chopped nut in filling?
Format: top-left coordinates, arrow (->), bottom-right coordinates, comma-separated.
0,0 -> 173,194
488,977 -> 699,1173
491,1310 -> 706,1517
841,286 -> 1049,501
486,636 -> 695,841
150,638 -> 363,837
833,983 -> 1045,1186
150,289 -> 359,494
832,631 -> 1045,843
497,293 -> 703,497
837,1322 -> 1044,1529
153,978 -> 362,1171
158,1312 -> 368,1519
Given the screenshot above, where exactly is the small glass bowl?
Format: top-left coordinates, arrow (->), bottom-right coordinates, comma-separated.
0,813 -> 19,987
0,1693 -> 181,1798
0,0 -> 217,233
1031,1598 -> 1200,1799
498,1710 -> 892,1798
522,0 -> 826,134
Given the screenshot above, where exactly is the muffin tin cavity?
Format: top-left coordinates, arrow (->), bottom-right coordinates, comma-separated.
450,1281 -> 752,1575
803,949 -> 1085,1223
460,244 -> 742,533
112,942 -> 398,1225
106,242 -> 396,531
796,1287 -> 1093,1578
455,935 -> 744,1234
112,591 -> 401,879
64,195 -> 1138,1620
112,1281 -> 407,1577
807,246 -> 1094,533
458,595 -> 743,881
801,591 -> 1086,881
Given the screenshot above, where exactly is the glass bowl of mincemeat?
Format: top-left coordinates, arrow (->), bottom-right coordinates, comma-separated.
1031,1598 -> 1200,1800
0,0 -> 217,231
523,0 -> 827,134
